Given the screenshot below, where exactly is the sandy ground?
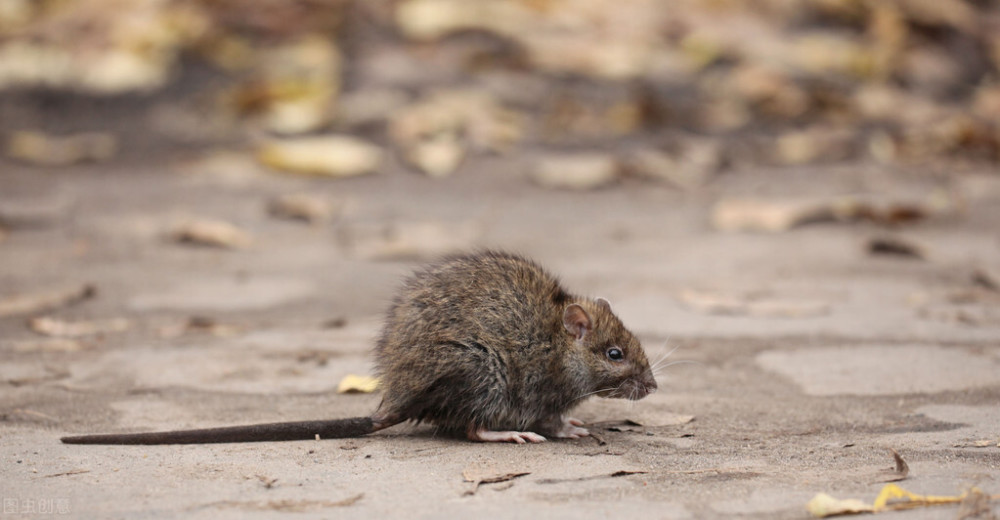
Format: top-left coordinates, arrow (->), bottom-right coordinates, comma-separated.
2,156 -> 1000,519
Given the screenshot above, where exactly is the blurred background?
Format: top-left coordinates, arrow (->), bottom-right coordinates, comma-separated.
1,0 -> 998,173
1,0 -> 999,331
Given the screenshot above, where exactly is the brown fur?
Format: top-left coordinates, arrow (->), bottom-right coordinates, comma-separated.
62,251 -> 656,445
373,251 -> 656,436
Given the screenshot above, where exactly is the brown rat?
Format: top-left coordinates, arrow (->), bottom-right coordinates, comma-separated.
62,251 -> 657,445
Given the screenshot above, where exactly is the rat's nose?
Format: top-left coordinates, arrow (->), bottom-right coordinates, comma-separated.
642,371 -> 658,393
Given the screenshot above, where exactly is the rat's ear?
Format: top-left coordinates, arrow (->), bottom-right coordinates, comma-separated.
595,297 -> 612,312
563,304 -> 593,340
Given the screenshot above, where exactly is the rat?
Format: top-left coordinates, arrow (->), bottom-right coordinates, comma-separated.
61,251 -> 657,445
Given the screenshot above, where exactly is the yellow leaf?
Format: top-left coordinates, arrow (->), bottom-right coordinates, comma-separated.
872,483 -> 962,511
336,374 -> 379,394
806,493 -> 873,517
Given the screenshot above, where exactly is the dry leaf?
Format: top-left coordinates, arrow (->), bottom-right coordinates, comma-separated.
625,140 -> 723,190
6,131 -> 117,166
389,89 -> 523,154
172,219 -> 252,249
807,484 -> 999,518
257,135 -> 382,178
866,236 -> 927,260
28,316 -> 128,338
461,470 -> 530,495
337,374 -> 379,394
405,134 -> 464,178
711,198 -> 836,233
10,339 -> 86,353
158,316 -> 241,338
972,267 -> 1000,292
806,493 -> 874,517
536,470 -> 648,485
268,194 -> 336,224
227,36 -> 340,134
0,284 -> 96,317
530,153 -> 619,190
873,448 -> 909,483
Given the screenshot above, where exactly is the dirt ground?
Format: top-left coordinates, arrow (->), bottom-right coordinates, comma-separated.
2,146 -> 999,519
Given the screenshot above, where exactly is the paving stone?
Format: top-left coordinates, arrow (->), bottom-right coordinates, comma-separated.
755,345 -> 1000,396
128,277 -> 316,311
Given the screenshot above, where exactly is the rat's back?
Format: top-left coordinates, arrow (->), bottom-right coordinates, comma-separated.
377,251 -> 570,350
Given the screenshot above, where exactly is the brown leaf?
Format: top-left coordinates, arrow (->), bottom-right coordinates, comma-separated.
28,316 -> 128,338
866,236 -> 927,260
268,194 -> 336,224
873,448 -> 909,483
6,131 -> 117,166
972,267 -> 1000,292
536,470 -> 647,485
462,471 -> 530,495
172,219 -> 253,249
257,135 -> 382,178
530,153 -> 619,190
0,284 -> 96,317
711,198 -> 836,233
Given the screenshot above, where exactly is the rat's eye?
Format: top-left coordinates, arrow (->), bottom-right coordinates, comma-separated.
606,347 -> 624,361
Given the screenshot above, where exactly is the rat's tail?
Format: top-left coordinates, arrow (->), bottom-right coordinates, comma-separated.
61,417 -> 381,445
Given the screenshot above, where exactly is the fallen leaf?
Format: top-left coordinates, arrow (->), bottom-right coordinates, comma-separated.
389,89 -> 523,154
807,484 -> 1000,518
337,374 -> 379,394
172,219 -> 252,249
257,135 -> 382,178
775,127 -> 854,165
972,267 -> 1000,292
711,198 -> 836,233
227,36 -> 340,134
536,470 -> 648,485
625,141 -> 722,190
953,439 -> 999,448
6,131 -> 117,166
0,284 -> 96,317
461,471 -> 530,496
10,339 -> 86,353
873,448 -> 909,482
530,153 -> 619,190
268,194 -> 337,224
169,316 -> 241,338
806,493 -> 874,517
405,133 -> 464,178
866,236 -> 927,260
28,316 -> 128,338
42,469 -> 91,479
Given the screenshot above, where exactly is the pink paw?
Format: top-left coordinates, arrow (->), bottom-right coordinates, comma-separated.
468,429 -> 547,444
552,417 -> 589,439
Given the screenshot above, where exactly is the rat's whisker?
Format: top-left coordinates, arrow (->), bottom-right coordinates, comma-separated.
653,359 -> 703,377
651,342 -> 683,372
571,387 -> 614,403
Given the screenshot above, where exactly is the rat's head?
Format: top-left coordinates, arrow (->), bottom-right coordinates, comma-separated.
562,298 -> 657,400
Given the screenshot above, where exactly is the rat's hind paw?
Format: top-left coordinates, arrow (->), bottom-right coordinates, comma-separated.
551,417 -> 589,439
468,428 -> 547,444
